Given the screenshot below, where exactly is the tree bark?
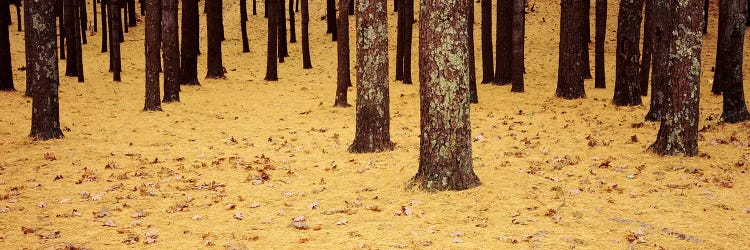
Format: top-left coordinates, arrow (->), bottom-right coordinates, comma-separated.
557,0 -> 585,99
144,0 -> 161,111
511,0 -> 525,92
109,0 -> 121,81
718,0 -> 749,123
278,0 -> 288,58
645,0 -> 670,121
241,0 -> 250,52
27,0 -> 65,140
181,0 -> 200,85
162,0 -> 180,102
58,0 -> 66,60
121,2 -> 128,33
93,0 -> 98,32
349,0 -> 354,15
335,0 -> 351,107
639,0 -> 654,96
206,0 -> 225,78
402,0 -> 413,84
253,0 -> 257,15
326,0 -> 335,34
289,0 -> 296,43
265,0 -> 279,80
73,0 -> 84,82
613,0 -> 644,106
396,0 -> 405,81
64,0 -> 79,77
495,0 -> 512,85
480,0 -> 493,83
301,0 -> 312,69
413,0 -> 480,191
650,0 -> 702,156
713,0 -> 733,95
127,0 -> 136,26
14,2 -> 21,31
101,0 -> 108,53
350,0 -> 394,153
0,0 -> 13,91
79,0 -> 87,44
24,0 -> 32,96
704,0 -> 709,33
580,0 -> 592,79
468,0 -> 478,103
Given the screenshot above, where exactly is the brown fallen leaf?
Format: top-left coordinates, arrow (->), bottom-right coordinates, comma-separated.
22,226 -> 38,234
37,230 -> 61,239
44,153 -> 57,161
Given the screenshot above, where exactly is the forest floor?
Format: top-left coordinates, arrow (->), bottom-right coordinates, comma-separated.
2,0 -> 750,249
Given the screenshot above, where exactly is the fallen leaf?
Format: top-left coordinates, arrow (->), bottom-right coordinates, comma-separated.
334,218 -> 348,225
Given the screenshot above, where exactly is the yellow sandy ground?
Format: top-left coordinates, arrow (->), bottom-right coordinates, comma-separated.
1,0 -> 750,249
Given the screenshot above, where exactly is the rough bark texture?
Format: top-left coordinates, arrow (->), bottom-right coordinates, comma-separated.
613,0 -> 644,106
265,0 -> 279,80
511,0 -> 525,92
109,0 -> 122,81
480,0 -> 493,83
0,0 -> 13,91
144,0 -> 162,111
27,0 -> 64,140
101,0 -> 108,53
181,0 -> 200,85
645,0 -> 670,121
467,0 -> 478,103
402,0 -> 413,84
718,0 -> 749,122
557,0 -> 585,99
650,0 -> 702,156
301,0 -> 312,69
289,0 -> 296,43
413,0 -> 480,191
350,0 -> 394,153
639,0 -> 654,96
206,0 -> 225,78
335,0 -> 351,107
581,0 -> 592,79
162,0 -> 180,102
495,0 -> 512,85
241,0 -> 250,52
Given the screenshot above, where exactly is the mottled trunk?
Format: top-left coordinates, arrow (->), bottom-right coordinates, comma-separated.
265,0 -> 279,80
639,0 -> 654,96
101,0 -> 108,53
557,0 -> 585,99
402,0 -> 413,84
480,0 -> 493,83
127,0 -> 136,26
511,0 -> 525,92
326,0 -> 335,34
79,0 -> 87,44
718,0 -> 749,122
335,0 -> 351,107
414,0 -> 480,191
350,0 -> 393,153
644,0 -> 670,121
241,0 -> 250,52
495,0 -> 512,85
581,0 -> 591,79
613,0 -> 644,106
301,0 -> 312,69
396,0 -> 405,81
144,0 -> 161,111
650,0 -> 702,156
181,0 -> 200,85
0,0 -> 13,91
162,0 -> 180,102
289,0 -> 296,43
468,1 -> 478,103
109,0 -> 121,81
27,0 -> 64,140
64,0 -> 79,76
206,0 -> 225,78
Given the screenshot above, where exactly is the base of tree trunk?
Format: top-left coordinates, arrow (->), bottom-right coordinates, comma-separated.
348,140 -> 393,154
721,110 -> 750,123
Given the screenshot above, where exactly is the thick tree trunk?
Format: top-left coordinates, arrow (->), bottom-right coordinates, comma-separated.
713,0 -> 734,95
162,0 -> 180,102
334,0 -> 351,107
64,0 -> 79,77
206,0 -> 225,78
495,0 -> 512,85
101,0 -> 108,53
301,0 -> 312,69
613,0 -> 644,106
467,1 -> 478,103
396,0 -> 405,81
109,0 -> 121,81
27,0 -> 64,140
650,0 -> 702,156
144,0 -> 161,111
645,0 -> 670,121
289,0 -> 296,43
350,0 -> 393,153
557,0 -> 585,99
413,0 -> 480,191
0,0 -> 13,91
402,0 -> 413,84
581,0 -> 592,79
241,0 -> 250,52
718,0 -> 749,122
181,0 -> 200,85
511,0 -> 525,92
639,0 -> 654,96
265,0 -> 279,80
480,0 -> 493,83
220,0 -> 225,41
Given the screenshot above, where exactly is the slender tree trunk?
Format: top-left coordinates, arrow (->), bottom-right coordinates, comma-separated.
581,0 -> 592,79
413,0 -> 480,191
253,0 -> 257,15
144,0 -> 162,111
278,0 -> 288,58
58,0 -> 66,60
718,0 -> 749,123
109,0 -> 121,81
27,0 -> 64,140
650,0 -> 702,156
350,0 -> 393,153
101,0 -> 108,53
265,0 -> 279,80
511,0 -> 525,92
79,0 -> 87,44
127,0 -> 136,26
220,0 -> 225,41
467,0 -> 478,103
480,0 -> 493,83
118,2 -> 125,39
181,0 -> 200,85
15,3 -> 20,31
713,0 -> 732,95
73,0 -> 84,82
139,0 -> 144,15
326,0 -> 335,35
335,0 -> 351,107
557,0 -> 585,99
64,0 -> 79,76
206,0 -> 225,78
24,0 -> 32,96
396,0 -> 405,81
122,2 -> 128,33
645,0 -> 670,121
241,0 -> 250,52
0,0 -> 13,91
289,0 -> 296,43
93,0 -> 98,32
402,0 -> 413,84
639,0 -> 654,96
613,0 -> 644,106
162,0 -> 179,102
349,0 -> 354,15
301,0 -> 312,69
495,0 -> 512,85
704,0 -> 709,33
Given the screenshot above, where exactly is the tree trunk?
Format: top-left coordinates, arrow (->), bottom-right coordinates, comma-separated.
58,0 -> 66,60
644,0 -> 670,121
162,0 -> 179,102
613,0 -> 644,106
206,0 -> 225,78
0,0 -> 13,91
27,0 -> 64,140
580,0 -> 592,79
326,0 -> 336,40
127,0 -> 136,26
289,0 -> 296,43
144,0 -> 161,111
594,0 -> 606,88
511,0 -> 525,92
24,0 -> 32,96
265,0 -> 279,80
278,0 -> 288,58
718,0 -> 749,123
15,2 -> 20,31
122,2 -> 128,33
350,0 -> 394,153
181,0 -> 200,85
79,0 -> 87,44
557,0 -> 585,99
396,0 -> 405,81
639,0 -> 654,96
93,0 -> 97,32
402,0 -> 413,84
101,0 -> 108,53
349,0 -> 354,15
467,0 -> 478,103
335,0 -> 351,107
650,0 -> 702,156
713,0 -> 734,95
253,0 -> 257,15
241,0 -> 250,52
73,0 -> 84,82
220,0 -> 225,41
64,0 -> 79,76
480,0 -> 493,83
109,0 -> 121,81
139,0 -> 144,15
118,2 -> 124,39
301,0 -> 312,69
413,0 -> 480,191
495,0 -> 512,85
704,0 -> 709,33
